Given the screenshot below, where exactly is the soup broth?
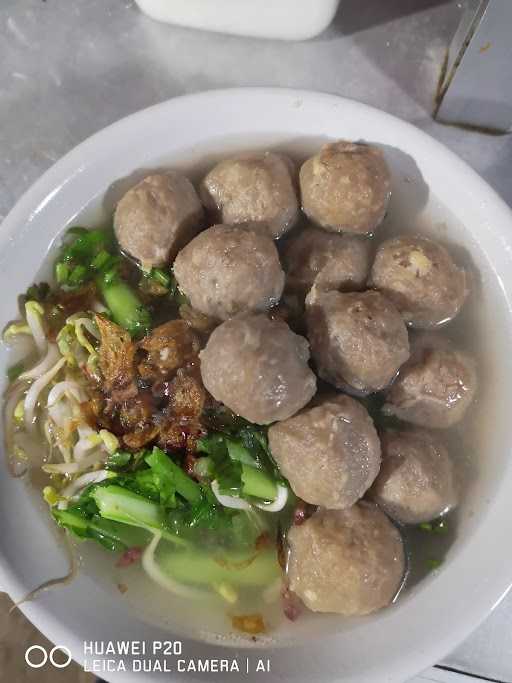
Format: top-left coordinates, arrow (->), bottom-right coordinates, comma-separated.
3,140 -> 485,645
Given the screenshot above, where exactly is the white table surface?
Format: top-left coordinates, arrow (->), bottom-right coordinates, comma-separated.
1,1 -> 511,681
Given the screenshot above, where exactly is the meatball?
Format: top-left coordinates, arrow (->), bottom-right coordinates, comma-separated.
383,343 -> 477,429
306,290 -> 410,394
173,224 -> 285,321
369,429 -> 458,524
287,504 -> 405,616
268,395 -> 381,509
370,235 -> 469,328
282,225 -> 371,296
114,172 -> 203,268
200,152 -> 299,239
300,141 -> 391,235
200,315 -> 316,424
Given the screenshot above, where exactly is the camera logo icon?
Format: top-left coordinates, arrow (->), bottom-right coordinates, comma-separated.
25,645 -> 72,668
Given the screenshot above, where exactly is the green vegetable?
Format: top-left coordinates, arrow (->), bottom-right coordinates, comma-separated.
98,278 -> 151,337
53,508 -> 151,552
106,451 -> 133,470
193,457 -> 212,478
7,361 -> 25,382
90,484 -> 186,547
93,485 -> 165,531
197,428 -> 285,500
155,545 -> 280,588
241,465 -> 277,501
226,438 -> 258,466
145,447 -> 202,505
197,433 -> 242,494
131,468 -> 162,502
166,487 -> 266,550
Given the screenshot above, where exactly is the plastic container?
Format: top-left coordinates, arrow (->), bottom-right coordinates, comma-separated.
134,0 -> 341,41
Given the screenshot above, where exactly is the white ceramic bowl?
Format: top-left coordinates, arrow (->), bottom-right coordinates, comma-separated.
1,89 -> 512,683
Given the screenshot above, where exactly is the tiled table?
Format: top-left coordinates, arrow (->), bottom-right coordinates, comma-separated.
1,1 -> 511,681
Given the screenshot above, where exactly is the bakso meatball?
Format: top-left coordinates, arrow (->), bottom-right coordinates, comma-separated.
369,429 -> 458,524
173,224 -> 285,321
306,290 -> 409,394
287,504 -> 405,616
300,141 -> 391,235
282,225 -> 371,296
370,236 -> 469,328
200,315 -> 316,424
383,343 -> 477,429
268,395 -> 381,509
114,172 -> 203,268
200,152 -> 299,239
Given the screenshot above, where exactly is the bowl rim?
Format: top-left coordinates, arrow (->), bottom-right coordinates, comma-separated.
1,87 -> 512,683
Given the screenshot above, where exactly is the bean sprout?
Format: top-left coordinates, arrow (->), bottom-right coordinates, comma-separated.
211,480 -> 251,510
19,344 -> 60,381
25,301 -> 47,353
24,357 -> 66,432
142,533 -> 209,600
254,485 -> 289,512
60,469 -> 111,500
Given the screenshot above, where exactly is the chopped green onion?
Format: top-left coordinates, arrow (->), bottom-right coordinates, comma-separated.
91,250 -> 111,270
69,264 -> 88,285
55,262 -> 70,284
